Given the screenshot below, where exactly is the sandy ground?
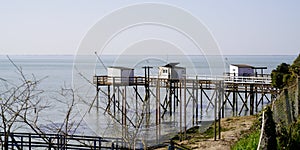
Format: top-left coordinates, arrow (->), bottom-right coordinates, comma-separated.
155,115 -> 257,150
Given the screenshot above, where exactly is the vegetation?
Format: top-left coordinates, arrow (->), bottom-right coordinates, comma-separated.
231,114 -> 261,150
271,62 -> 291,89
270,54 -> 300,149
271,54 -> 300,89
277,117 -> 300,149
231,130 -> 260,150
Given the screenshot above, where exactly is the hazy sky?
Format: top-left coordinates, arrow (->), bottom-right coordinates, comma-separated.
0,0 -> 299,55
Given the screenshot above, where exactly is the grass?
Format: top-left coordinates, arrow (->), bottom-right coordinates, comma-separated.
231,114 -> 261,150
231,130 -> 260,150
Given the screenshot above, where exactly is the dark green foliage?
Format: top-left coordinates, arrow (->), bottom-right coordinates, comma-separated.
277,121 -> 289,149
283,74 -> 291,84
290,121 -> 300,149
271,63 -> 290,89
277,118 -> 300,149
278,62 -> 290,73
290,64 -> 300,77
271,54 -> 300,89
271,71 -> 284,88
290,54 -> 300,77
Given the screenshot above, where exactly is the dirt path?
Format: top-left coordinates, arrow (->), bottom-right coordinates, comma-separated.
156,115 -> 257,150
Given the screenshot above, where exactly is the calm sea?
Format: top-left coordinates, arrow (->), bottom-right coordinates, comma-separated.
0,54 -> 297,144
1,55 -> 295,90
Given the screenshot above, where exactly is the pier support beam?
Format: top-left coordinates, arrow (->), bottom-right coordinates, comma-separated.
250,84 -> 254,115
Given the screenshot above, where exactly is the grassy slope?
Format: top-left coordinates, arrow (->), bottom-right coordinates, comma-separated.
155,115 -> 259,150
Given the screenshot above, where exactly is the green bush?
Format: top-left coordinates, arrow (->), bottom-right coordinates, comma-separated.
271,63 -> 290,89
271,54 -> 300,89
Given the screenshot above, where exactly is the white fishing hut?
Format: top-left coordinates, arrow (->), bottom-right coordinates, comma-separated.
229,64 -> 268,77
158,63 -> 186,80
230,64 -> 254,76
107,66 -> 134,85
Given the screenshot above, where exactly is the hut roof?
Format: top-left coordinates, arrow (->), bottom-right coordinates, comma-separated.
108,66 -> 133,70
230,64 -> 254,68
230,64 -> 267,70
162,63 -> 185,69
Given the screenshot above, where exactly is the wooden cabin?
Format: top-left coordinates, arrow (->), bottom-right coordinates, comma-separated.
229,64 -> 268,77
107,66 -> 134,85
230,64 -> 254,77
158,63 -> 186,80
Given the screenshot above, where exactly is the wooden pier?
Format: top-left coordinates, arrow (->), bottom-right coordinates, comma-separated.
92,73 -> 278,144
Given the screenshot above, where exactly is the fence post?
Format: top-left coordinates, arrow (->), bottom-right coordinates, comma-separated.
214,82 -> 218,141
57,134 -> 60,149
49,137 -> 52,150
63,134 -> 66,150
11,133 -> 13,150
93,140 -> 96,150
99,137 -> 101,149
29,134 -> 31,150
21,136 -> 23,149
250,84 -> 254,115
111,141 -> 115,150
219,81 -> 223,139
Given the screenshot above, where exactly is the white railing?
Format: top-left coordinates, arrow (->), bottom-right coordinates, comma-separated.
94,74 -> 272,85
223,76 -> 271,84
186,75 -> 271,84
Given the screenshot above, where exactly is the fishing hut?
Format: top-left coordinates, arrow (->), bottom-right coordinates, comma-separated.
107,66 -> 134,85
230,64 -> 254,76
158,63 -> 186,80
229,64 -> 268,77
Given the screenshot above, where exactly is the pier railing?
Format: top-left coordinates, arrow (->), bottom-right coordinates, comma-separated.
223,76 -> 271,84
93,75 -> 272,86
0,132 -> 129,150
93,75 -> 148,86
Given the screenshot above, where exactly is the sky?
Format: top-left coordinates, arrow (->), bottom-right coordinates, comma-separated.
0,0 -> 299,55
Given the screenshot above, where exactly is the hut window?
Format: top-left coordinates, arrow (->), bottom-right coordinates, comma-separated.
163,69 -> 168,73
